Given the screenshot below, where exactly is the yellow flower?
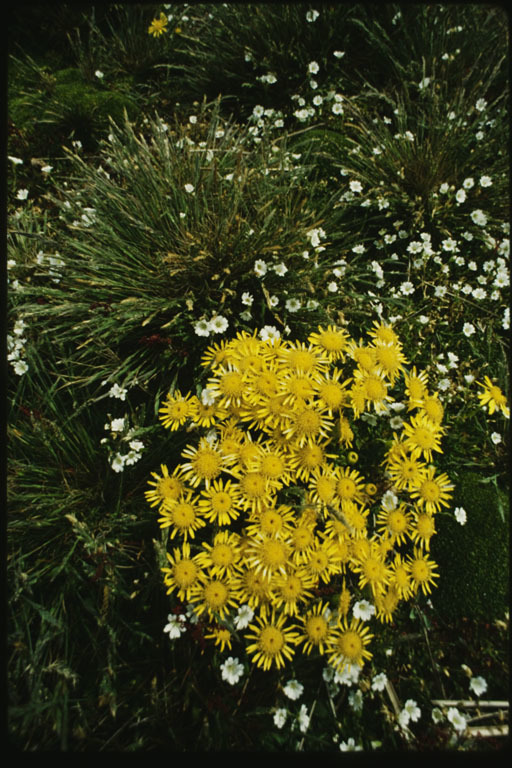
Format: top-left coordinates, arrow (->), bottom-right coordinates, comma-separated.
327,616 -> 373,672
477,376 -> 510,418
408,465 -> 454,514
180,438 -> 227,488
189,573 -> 241,621
204,626 -> 233,653
402,412 -> 445,462
198,478 -> 242,526
158,490 -> 206,541
406,548 -> 439,596
145,463 -> 186,508
159,389 -> 197,430
148,12 -> 168,37
296,601 -> 333,655
245,610 -> 300,671
308,324 -> 350,362
162,541 -> 204,601
196,530 -> 243,579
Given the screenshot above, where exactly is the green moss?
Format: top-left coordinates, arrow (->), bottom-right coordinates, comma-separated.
430,471 -> 509,621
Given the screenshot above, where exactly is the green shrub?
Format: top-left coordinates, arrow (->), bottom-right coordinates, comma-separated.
430,472 -> 509,621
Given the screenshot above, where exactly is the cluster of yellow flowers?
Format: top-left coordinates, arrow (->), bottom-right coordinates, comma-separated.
146,324 -> 454,673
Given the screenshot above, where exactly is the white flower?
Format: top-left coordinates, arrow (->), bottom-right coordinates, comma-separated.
13,359 -> 29,375
472,287 -> 486,300
95,69 -> 104,79
381,490 -> 398,511
259,325 -> 280,343
349,180 -> 363,193
455,189 -> 466,204
233,604 -> 254,630
201,388 -> 216,406
432,707 -> 444,724
469,676 -> 487,697
269,295 -> 279,307
439,182 -> 450,194
283,679 -> 304,701
438,378 -> 451,391
273,708 -> 287,729
306,9 -> 320,22
16,189 -> 29,200
111,453 -> 125,473
463,322 -> 475,337
327,281 -> 338,293
110,418 -> 126,432
400,281 -> 415,295
353,599 -> 376,621
371,672 -> 388,692
41,164 -> 53,173
273,262 -> 288,276
308,60 -> 320,74
447,706 -> 467,732
418,76 -> 430,90
403,699 -> 421,722
297,703 -> 310,733
184,183 -> 195,194
442,237 -> 458,251
189,115 -> 197,124
490,432 -> 502,445
333,50 -> 345,58
194,319 -> 211,337
463,177 -> 475,189
332,102 -> 344,115
164,613 -> 187,639
479,175 -> 492,187
470,209 -> 487,226
209,315 -> 229,334
220,656 -> 244,685
254,259 -> 268,277
108,383 -> 127,400
9,155 -> 23,164
339,737 -> 362,751
129,439 -> 144,453
334,663 -> 360,686
285,298 -> 302,313
454,506 -> 467,525
352,244 -> 366,254
475,98 -> 487,112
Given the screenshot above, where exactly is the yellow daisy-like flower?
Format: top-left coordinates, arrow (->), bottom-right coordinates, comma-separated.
195,530 -> 242,579
272,567 -> 316,617
292,441 -> 335,481
288,515 -> 319,565
296,601 -> 333,655
327,616 -> 373,672
148,12 -> 168,37
207,364 -> 249,410
189,573 -> 241,621
350,539 -> 391,597
162,541 -> 204,601
372,341 -> 408,385
338,414 -> 355,447
406,548 -> 439,596
231,566 -> 273,618
198,477 -> 242,525
313,368 -> 350,415
279,340 -> 330,378
333,465 -> 366,509
159,389 -> 197,430
369,320 -> 400,347
308,324 -> 350,362
418,392 -> 445,425
388,553 -> 413,600
374,585 -> 401,624
386,447 -> 428,491
375,502 -> 413,545
201,339 -> 233,370
304,538 -> 343,585
403,366 -> 429,406
409,509 -> 436,551
245,610 -> 300,671
158,491 -> 206,541
145,463 -> 186,508
348,341 -> 377,372
243,531 -> 291,581
408,465 -> 454,514
308,466 -> 338,511
238,470 -> 274,513
352,368 -> 393,414
282,402 -> 334,447
402,412 -> 445,462
189,396 -> 228,428
204,626 -> 233,653
477,376 -> 510,417
245,503 -> 296,539
180,437 -> 227,488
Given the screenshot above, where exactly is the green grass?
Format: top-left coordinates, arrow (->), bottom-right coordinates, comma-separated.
7,2 -> 509,752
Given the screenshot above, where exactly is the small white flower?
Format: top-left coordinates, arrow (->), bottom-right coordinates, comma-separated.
455,189 -> 466,204
13,359 -> 29,375
479,175 -> 492,187
400,281 -> 415,295
418,76 -> 430,89
333,50 -> 345,58
327,281 -> 338,293
285,298 -> 301,313
41,164 -> 53,173
108,383 -> 127,400
9,155 -> 23,164
95,69 -> 104,79
308,60 -> 320,74
332,102 -> 344,115
220,656 -> 244,685
371,672 -> 388,692
164,613 -> 187,640
339,737 -> 362,751
490,432 -> 502,445
469,676 -> 487,697
463,177 -> 475,189
129,439 -> 144,453
475,98 -> 487,112
353,599 -> 375,621
463,322 -> 475,337
273,262 -> 288,276
184,183 -> 195,194
306,9 -> 320,22
297,703 -> 310,733
254,259 -> 268,277
454,506 -> 467,525
447,706 -> 467,732
381,490 -> 398,511
403,699 -> 421,722
209,315 -> 229,334
432,707 -> 444,724
439,182 -> 450,194
470,209 -> 487,226
352,244 -> 366,254
273,708 -> 287,729
16,189 -> 29,200
233,604 -> 254,630
201,388 -> 216,406
111,453 -> 125,473
349,180 -> 363,193
241,292 -> 253,306
194,319 -> 211,337
110,418 -> 126,432
283,679 -> 304,701
189,115 -> 197,124
259,325 -> 280,343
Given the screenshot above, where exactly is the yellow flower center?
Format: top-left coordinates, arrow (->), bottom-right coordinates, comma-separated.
259,626 -> 285,654
306,615 -> 329,641
241,472 -> 267,498
211,490 -> 233,512
193,448 -> 223,479
211,543 -> 235,568
420,480 -> 440,501
157,476 -> 183,500
172,502 -> 196,528
364,376 -> 387,401
337,477 -> 357,499
174,560 -> 198,587
338,630 -> 363,660
204,580 -> 229,609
